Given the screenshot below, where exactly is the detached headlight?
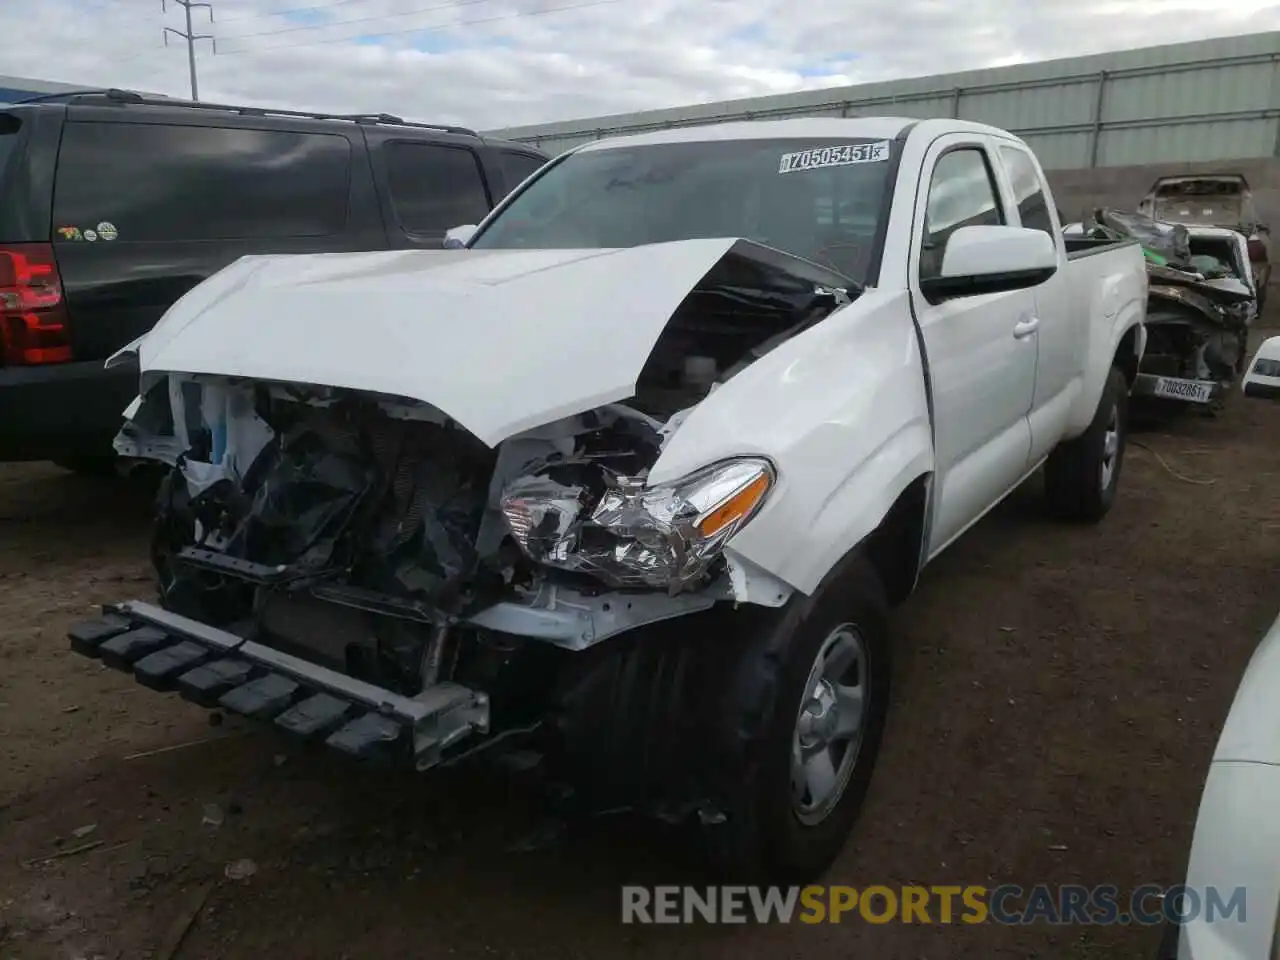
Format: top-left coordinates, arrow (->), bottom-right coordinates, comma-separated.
499,457 -> 775,592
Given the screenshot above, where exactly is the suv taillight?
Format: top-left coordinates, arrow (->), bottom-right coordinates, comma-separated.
1248,236 -> 1268,262
0,244 -> 71,365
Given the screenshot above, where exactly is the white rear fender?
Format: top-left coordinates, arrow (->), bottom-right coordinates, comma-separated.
1066,253 -> 1148,435
648,289 -> 935,599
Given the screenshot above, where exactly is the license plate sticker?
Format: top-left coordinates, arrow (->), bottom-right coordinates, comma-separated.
1153,377 -> 1214,403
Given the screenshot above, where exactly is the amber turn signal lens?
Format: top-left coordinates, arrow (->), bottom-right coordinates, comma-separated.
696,473 -> 771,537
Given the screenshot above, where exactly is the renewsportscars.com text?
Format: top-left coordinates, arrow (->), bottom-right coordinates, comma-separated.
621,884 -> 1247,926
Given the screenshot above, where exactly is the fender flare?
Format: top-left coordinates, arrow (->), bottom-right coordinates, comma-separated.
1068,311 -> 1147,437
727,418 -> 935,606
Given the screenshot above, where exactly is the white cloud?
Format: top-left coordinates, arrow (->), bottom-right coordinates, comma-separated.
3,0 -> 1280,130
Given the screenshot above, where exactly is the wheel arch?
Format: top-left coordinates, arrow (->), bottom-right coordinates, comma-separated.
1113,322 -> 1144,389
771,469 -> 932,610
860,472 -> 932,607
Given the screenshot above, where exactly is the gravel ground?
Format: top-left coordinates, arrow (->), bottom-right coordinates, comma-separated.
1,353 -> 1278,960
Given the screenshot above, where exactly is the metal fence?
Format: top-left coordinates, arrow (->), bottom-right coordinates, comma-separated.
489,36 -> 1280,171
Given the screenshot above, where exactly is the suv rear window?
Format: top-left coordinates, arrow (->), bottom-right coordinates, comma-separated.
498,150 -> 545,194
52,121 -> 352,241
0,114 -> 20,181
384,141 -> 491,236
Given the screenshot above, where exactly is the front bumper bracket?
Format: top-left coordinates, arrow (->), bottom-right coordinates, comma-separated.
68,600 -> 490,770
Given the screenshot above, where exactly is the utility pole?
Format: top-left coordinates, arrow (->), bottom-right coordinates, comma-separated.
162,0 -> 216,102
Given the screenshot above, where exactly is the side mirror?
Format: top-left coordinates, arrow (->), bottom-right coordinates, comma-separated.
1242,335 -> 1280,399
443,224 -> 477,250
920,225 -> 1058,300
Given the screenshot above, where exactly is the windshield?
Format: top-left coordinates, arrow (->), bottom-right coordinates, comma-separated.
470,137 -> 898,284
1151,179 -> 1247,227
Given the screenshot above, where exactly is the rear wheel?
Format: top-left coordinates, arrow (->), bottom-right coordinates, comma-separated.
701,556 -> 891,884
1044,365 -> 1128,523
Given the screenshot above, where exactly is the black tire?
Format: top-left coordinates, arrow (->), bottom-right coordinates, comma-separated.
701,554 -> 891,884
1044,365 -> 1128,523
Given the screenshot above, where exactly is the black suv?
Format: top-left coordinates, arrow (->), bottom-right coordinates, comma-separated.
0,89 -> 548,471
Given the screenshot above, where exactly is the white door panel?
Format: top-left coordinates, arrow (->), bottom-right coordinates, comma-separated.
909,136 -> 1038,556
921,287 -> 1037,551
991,142 -> 1080,464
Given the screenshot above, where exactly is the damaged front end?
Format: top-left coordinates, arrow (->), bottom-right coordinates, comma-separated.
77,239 -> 853,774
1081,208 -> 1255,407
1146,272 -> 1250,373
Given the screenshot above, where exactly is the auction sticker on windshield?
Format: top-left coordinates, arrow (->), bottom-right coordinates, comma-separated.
778,141 -> 891,173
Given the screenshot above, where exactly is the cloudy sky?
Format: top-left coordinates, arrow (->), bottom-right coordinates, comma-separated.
4,0 -> 1280,131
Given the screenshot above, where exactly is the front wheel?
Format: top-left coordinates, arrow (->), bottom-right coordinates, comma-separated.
1043,365 -> 1129,524
701,556 -> 891,884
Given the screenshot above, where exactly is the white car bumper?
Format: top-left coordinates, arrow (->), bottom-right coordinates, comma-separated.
1175,760 -> 1280,959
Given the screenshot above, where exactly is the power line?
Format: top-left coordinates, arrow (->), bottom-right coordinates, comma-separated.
86,0 -> 367,62
217,0 -> 498,40
162,0 -> 216,100
215,0 -> 620,55
78,0 -> 167,24
48,3 -> 163,57
215,0 -> 365,24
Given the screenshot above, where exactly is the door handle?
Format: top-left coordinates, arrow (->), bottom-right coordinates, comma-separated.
1013,316 -> 1040,339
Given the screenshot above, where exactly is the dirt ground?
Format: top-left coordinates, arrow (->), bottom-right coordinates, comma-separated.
2,355 -> 1278,960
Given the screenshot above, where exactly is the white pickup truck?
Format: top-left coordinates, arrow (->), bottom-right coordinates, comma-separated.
72,117 -> 1147,882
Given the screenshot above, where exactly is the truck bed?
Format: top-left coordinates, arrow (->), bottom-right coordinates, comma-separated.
1063,236 -> 1141,260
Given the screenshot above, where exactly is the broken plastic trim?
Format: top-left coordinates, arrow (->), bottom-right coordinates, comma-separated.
465,581 -> 727,651
75,599 -> 489,771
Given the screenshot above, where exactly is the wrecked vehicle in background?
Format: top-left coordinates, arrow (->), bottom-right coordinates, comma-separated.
68,117 -> 1146,883
1137,173 -> 1271,312
1069,208 -> 1255,410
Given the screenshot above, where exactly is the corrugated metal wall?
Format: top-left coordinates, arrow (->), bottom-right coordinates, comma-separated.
486,31 -> 1280,170
0,74 -> 167,105
0,74 -> 100,104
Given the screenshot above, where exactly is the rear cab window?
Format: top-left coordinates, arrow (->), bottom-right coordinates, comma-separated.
997,145 -> 1056,237
52,121 -> 353,241
383,141 -> 492,240
920,147 -> 1005,280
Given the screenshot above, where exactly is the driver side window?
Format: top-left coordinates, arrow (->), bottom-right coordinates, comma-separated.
920,148 -> 1005,281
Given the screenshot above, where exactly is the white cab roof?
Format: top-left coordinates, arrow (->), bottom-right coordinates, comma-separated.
572,116 -> 1020,153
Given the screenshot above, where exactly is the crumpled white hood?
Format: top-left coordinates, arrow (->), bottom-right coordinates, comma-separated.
128,239 -> 745,446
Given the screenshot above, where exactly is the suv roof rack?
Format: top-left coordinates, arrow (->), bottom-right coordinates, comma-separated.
41,88 -> 478,136
15,88 -> 164,104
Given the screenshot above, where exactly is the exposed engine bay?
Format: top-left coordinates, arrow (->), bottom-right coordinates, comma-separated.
115,242 -> 852,715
